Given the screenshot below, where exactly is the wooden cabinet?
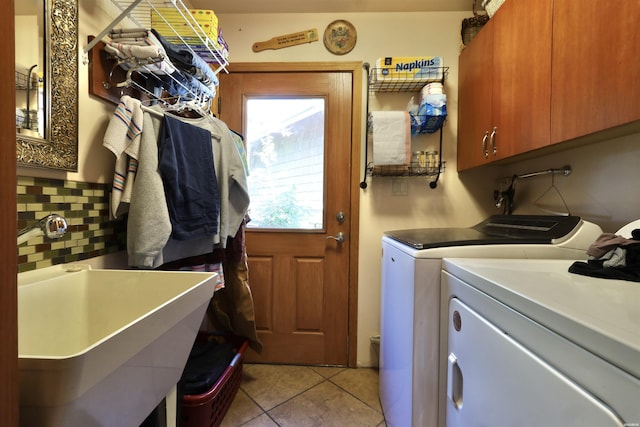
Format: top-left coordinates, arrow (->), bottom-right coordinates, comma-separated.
551,0 -> 640,143
457,0 -> 553,171
457,17 -> 494,171
458,0 -> 640,171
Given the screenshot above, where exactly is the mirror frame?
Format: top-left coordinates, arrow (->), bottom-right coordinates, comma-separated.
16,0 -> 78,171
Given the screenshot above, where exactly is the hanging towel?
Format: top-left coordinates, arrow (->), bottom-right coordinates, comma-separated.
103,95 -> 143,218
159,114 -> 220,241
371,111 -> 411,165
127,111 -> 171,269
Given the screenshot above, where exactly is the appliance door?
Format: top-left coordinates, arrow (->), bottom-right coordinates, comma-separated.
446,298 -> 624,427
380,239 -> 441,427
380,241 -> 415,427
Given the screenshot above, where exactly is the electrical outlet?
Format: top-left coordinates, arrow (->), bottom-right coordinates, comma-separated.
391,178 -> 408,196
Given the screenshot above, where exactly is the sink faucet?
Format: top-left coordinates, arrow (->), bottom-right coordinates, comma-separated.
17,214 -> 68,245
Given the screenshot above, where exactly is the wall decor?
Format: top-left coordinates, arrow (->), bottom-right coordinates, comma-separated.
323,20 -> 357,55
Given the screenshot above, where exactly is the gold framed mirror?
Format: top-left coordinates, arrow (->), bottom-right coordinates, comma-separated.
16,0 -> 78,171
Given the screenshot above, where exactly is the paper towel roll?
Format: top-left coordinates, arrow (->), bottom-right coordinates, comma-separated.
371,111 -> 411,165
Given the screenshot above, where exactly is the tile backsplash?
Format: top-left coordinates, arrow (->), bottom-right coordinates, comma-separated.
17,176 -> 126,273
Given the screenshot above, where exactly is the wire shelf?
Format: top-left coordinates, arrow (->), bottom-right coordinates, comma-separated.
369,67 -> 449,92
367,161 -> 446,177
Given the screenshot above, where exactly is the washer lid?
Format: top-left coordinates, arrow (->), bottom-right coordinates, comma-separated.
384,215 -> 582,249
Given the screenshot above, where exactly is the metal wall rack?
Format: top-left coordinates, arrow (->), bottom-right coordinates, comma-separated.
361,62 -> 449,190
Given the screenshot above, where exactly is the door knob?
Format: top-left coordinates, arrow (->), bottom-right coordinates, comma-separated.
336,211 -> 346,224
326,232 -> 345,243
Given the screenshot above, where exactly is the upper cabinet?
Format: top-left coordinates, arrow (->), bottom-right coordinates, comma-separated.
457,0 -> 553,171
550,0 -> 640,143
457,16 -> 494,171
458,0 -> 639,171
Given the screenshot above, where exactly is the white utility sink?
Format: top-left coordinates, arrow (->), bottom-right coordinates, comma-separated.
18,264 -> 217,427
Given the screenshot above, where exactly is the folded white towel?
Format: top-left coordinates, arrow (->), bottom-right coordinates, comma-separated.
371,111 -> 411,165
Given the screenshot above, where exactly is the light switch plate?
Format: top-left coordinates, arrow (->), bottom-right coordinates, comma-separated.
391,178 -> 408,196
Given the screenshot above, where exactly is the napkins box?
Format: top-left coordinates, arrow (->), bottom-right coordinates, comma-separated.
374,56 -> 444,82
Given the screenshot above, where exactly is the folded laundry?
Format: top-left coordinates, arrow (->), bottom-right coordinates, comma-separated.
151,29 -> 219,88
106,28 -> 216,99
105,30 -> 177,76
109,31 -> 148,40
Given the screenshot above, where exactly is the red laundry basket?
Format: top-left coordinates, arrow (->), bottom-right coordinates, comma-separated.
179,338 -> 249,427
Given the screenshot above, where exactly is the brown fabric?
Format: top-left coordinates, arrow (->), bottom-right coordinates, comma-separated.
206,223 -> 262,353
158,218 -> 261,352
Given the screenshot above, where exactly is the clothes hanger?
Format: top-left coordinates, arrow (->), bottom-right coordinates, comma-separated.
533,171 -> 571,216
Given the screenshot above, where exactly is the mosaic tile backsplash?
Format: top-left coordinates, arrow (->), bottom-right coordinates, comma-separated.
17,176 -> 126,273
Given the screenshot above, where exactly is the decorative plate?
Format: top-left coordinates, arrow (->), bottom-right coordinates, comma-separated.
323,20 -> 357,55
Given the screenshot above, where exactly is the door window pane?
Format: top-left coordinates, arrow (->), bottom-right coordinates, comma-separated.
245,98 -> 325,230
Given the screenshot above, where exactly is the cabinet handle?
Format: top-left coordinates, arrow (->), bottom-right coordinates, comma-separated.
447,353 -> 464,410
482,131 -> 489,158
490,127 -> 497,155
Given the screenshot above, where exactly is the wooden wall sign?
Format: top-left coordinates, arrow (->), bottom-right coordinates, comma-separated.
252,29 -> 319,52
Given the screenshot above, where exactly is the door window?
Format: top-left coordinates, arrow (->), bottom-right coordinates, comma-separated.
245,98 -> 325,230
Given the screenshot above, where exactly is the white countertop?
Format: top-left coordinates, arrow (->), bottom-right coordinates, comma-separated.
443,258 -> 640,379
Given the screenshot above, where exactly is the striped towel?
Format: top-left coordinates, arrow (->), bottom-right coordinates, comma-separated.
103,95 -> 143,219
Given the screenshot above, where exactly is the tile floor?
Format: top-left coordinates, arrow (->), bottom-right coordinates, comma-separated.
220,364 -> 387,427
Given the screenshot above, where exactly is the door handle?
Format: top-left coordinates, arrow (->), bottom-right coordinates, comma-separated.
489,127 -> 497,155
326,232 -> 345,243
447,353 -> 464,410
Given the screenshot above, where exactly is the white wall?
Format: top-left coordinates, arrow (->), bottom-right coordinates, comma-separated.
31,5 -> 640,367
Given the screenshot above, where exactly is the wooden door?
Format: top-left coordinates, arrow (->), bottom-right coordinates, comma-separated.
219,63 -> 359,366
457,19 -> 494,171
551,0 -> 640,144
491,0 -> 552,157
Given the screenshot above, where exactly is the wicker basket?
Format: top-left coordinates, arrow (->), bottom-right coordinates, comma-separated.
461,0 -> 489,46
179,339 -> 249,427
482,0 -> 506,17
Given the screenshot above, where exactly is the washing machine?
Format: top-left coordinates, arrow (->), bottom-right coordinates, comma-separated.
379,215 -> 603,427
441,253 -> 640,426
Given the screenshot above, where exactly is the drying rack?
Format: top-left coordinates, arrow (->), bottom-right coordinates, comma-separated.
84,0 -> 228,72
84,0 -> 228,106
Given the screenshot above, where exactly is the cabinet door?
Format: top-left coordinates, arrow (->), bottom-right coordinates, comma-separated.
457,20 -> 494,171
491,0 -> 552,157
551,0 -> 640,143
446,298 -> 624,427
457,0 -> 552,171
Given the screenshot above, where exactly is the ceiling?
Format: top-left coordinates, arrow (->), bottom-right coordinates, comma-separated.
188,0 -> 475,14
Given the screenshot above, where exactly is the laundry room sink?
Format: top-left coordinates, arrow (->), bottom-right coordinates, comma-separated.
18,264 -> 217,427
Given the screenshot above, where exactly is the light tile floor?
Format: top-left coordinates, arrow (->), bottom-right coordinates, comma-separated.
221,364 -> 387,427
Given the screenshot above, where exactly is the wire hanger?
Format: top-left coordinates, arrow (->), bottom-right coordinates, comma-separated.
533,170 -> 571,216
